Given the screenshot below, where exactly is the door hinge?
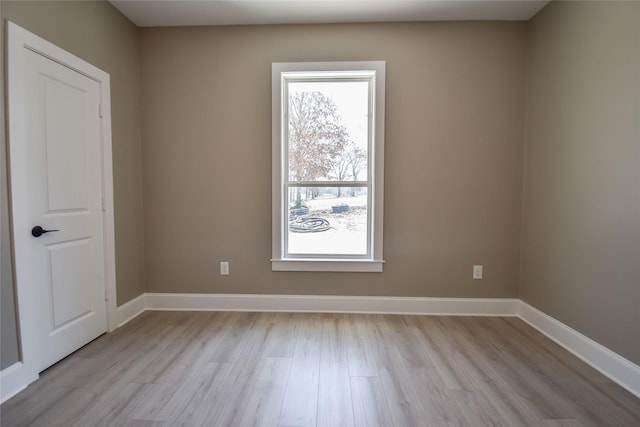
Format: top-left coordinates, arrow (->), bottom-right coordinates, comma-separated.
98,103 -> 103,118
101,198 -> 106,212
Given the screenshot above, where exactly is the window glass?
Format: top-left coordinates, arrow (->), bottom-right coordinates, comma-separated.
272,62 -> 385,272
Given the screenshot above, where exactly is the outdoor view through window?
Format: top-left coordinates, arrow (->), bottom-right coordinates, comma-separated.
286,78 -> 371,256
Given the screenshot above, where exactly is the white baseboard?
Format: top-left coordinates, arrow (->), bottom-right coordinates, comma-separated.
0,361 -> 38,404
144,293 -> 520,316
142,293 -> 639,397
4,293 -> 638,403
518,301 -> 640,398
1,293 -> 147,403
115,293 -> 147,327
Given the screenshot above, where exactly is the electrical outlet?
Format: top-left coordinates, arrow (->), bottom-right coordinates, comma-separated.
473,265 -> 483,280
220,261 -> 229,276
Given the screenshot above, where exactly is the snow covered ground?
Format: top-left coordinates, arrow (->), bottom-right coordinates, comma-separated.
288,194 -> 368,255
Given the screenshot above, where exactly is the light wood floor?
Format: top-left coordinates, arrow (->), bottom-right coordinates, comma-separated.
1,311 -> 639,426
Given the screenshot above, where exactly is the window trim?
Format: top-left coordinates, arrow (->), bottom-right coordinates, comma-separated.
271,61 -> 385,272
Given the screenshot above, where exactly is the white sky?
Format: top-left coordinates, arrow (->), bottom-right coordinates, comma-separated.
289,81 -> 369,150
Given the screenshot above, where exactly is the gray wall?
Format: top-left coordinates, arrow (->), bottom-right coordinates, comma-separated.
140,22 -> 526,298
0,0 -> 21,369
0,1 -> 144,369
521,1 -> 640,364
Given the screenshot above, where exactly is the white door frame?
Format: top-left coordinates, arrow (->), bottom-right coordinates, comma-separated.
5,22 -> 117,394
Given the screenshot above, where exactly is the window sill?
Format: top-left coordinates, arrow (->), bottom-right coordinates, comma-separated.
271,259 -> 384,272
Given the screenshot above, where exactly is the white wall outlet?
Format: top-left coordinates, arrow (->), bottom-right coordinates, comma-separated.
220,261 -> 229,276
473,265 -> 483,280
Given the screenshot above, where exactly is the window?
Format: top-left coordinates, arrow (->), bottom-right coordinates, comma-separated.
271,61 -> 385,272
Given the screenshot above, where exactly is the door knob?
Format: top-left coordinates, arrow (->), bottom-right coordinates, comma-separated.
31,226 -> 59,238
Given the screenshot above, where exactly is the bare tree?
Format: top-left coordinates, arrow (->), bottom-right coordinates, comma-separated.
331,149 -> 351,197
288,91 -> 349,202
348,145 -> 367,196
331,141 -> 369,197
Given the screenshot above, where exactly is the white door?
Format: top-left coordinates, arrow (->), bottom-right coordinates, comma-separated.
15,46 -> 107,372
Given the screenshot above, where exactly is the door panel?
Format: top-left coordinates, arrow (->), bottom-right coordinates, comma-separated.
43,76 -> 90,211
47,238 -> 92,330
24,49 -> 107,372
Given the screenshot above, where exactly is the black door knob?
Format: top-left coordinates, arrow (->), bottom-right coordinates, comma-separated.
31,226 -> 59,238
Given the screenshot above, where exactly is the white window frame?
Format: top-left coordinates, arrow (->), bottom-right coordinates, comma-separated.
271,61 -> 385,272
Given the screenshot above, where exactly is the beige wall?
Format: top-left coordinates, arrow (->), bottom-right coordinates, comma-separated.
1,0 -> 636,377
141,22 -> 526,298
0,0 -> 21,369
521,1 -> 640,364
1,1 -> 144,369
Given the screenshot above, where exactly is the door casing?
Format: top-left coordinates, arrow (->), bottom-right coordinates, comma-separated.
6,21 -> 117,389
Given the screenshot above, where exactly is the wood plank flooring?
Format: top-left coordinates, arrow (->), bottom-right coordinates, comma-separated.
1,311 -> 639,426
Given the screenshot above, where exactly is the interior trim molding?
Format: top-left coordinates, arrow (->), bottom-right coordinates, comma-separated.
4,294 -> 638,403
145,293 -> 520,316
4,21 -> 117,406
0,361 -> 38,404
115,293 -> 147,327
518,301 -> 640,398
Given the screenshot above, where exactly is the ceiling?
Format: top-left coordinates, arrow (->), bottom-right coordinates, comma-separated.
109,0 -> 551,27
